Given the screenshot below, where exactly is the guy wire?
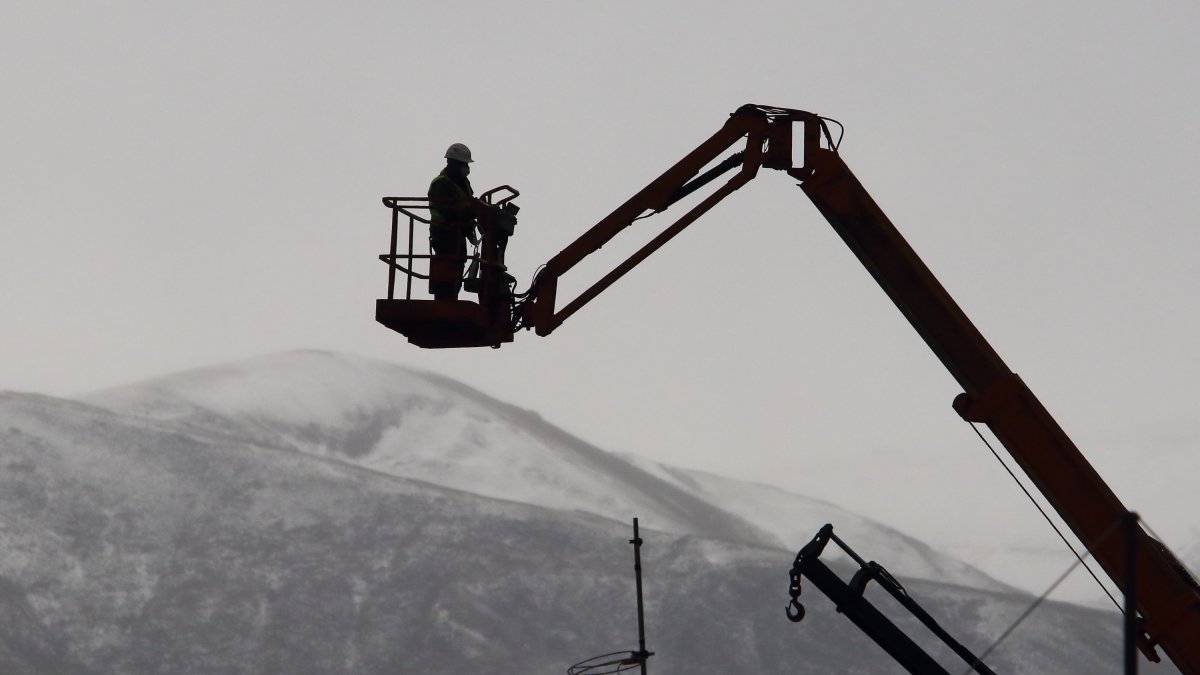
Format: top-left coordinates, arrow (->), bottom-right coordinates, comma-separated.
961,518 -> 1123,675
966,421 -> 1122,611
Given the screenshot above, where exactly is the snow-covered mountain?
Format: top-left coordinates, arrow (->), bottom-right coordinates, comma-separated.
624,456 -> 1006,592
82,350 -> 1002,591
0,350 -> 1179,674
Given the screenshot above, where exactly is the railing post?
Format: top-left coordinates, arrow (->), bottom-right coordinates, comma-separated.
406,213 -> 415,300
388,205 -> 398,300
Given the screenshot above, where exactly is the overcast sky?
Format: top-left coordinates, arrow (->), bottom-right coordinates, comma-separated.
4,2 -> 1198,604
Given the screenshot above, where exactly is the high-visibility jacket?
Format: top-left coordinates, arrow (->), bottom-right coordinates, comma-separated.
428,171 -> 475,229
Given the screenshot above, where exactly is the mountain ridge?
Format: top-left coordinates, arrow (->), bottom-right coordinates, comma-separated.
0,387 -> 1151,674
80,350 -> 1004,590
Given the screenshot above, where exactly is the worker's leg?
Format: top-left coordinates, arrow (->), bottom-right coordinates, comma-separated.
429,229 -> 465,300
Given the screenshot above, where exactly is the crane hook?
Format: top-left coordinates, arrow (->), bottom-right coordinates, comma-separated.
786,598 -> 806,623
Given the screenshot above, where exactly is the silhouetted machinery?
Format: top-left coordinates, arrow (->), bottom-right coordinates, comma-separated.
377,104 -> 1200,672
378,185 -> 520,348
787,524 -> 996,675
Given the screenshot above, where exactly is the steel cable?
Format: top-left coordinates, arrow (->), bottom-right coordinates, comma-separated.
966,420 -> 1123,611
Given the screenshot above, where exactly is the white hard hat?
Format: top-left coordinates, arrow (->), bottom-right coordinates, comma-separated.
445,143 -> 473,163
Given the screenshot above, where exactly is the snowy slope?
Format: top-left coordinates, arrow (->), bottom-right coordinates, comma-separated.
622,455 -> 1008,591
0,390 -> 1170,675
82,350 -> 1009,590
82,350 -> 778,550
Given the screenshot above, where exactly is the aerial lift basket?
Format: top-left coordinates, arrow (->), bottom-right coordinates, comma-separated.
376,191 -> 517,349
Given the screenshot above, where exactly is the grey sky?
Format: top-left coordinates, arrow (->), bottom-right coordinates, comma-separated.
4,2 -> 1199,595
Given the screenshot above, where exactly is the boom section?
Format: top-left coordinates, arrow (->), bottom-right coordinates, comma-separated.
797,146 -> 1200,673
521,105 -> 824,336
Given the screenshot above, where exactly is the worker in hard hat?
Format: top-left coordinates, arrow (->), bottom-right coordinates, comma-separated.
427,143 -> 480,300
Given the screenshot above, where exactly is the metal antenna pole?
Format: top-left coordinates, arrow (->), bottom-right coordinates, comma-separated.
1125,511 -> 1139,675
630,518 -> 649,675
